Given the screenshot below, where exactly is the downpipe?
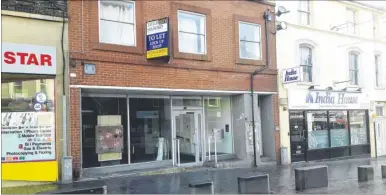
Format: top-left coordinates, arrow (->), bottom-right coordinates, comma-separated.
251,10 -> 271,168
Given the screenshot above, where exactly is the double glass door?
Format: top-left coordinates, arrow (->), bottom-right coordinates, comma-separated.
173,110 -> 203,165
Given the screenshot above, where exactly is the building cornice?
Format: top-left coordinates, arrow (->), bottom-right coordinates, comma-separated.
342,1 -> 385,13
286,23 -> 386,46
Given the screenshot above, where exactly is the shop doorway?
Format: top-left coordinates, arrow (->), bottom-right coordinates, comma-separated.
289,111 -> 306,162
376,118 -> 386,157
173,110 -> 203,165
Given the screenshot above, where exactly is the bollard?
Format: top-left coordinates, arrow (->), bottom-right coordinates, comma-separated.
358,165 -> 374,182
238,174 -> 270,194
295,165 -> 328,191
382,165 -> 386,179
189,180 -> 214,194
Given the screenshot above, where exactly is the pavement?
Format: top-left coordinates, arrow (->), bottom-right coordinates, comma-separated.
46,156 -> 386,194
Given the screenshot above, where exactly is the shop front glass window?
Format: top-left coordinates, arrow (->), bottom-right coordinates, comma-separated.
349,110 -> 368,145
329,111 -> 349,147
129,98 -> 172,163
204,97 -> 233,155
81,97 -> 128,168
2,77 -> 55,112
1,75 -> 55,163
307,111 -> 328,149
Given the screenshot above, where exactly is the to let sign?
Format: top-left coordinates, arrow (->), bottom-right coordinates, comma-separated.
2,42 -> 57,75
146,17 -> 169,60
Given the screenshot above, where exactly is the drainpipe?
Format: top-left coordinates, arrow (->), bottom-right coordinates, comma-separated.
251,10 -> 271,167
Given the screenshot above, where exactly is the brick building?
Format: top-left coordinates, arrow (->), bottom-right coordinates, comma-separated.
68,0 -> 279,178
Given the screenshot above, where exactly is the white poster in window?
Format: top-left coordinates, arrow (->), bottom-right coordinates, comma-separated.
1,112 -> 56,162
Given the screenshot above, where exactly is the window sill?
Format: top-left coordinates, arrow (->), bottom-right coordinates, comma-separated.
174,51 -> 211,61
236,58 -> 265,66
347,85 -> 361,88
93,42 -> 143,54
374,86 -> 386,90
297,82 -> 318,87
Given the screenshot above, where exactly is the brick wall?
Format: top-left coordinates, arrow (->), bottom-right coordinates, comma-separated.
68,0 -> 280,169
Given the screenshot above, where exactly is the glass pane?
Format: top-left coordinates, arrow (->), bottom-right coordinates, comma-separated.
299,0 -> 309,12
100,20 -> 135,46
172,97 -> 202,107
100,1 -> 135,23
329,111 -> 349,147
302,66 -> 313,82
178,11 -> 205,34
307,111 -> 329,149
349,53 -> 358,70
178,33 -> 205,54
375,55 -> 380,86
349,71 -> 358,85
2,79 -> 55,112
204,97 -> 233,155
300,46 -> 312,65
299,12 -> 310,25
175,113 -> 196,163
347,22 -> 355,34
81,97 -> 128,168
240,41 -> 261,60
129,98 -> 172,163
239,22 -> 260,42
350,111 -> 368,145
346,10 -> 355,23
376,107 -> 384,116
2,76 -> 56,163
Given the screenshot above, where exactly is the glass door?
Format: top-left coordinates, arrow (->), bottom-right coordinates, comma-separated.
173,110 -> 202,165
289,111 -> 306,162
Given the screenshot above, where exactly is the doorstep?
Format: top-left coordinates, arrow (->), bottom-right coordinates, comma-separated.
76,165 -> 211,182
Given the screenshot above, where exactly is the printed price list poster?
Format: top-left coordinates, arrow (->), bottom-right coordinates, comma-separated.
1,112 -> 56,162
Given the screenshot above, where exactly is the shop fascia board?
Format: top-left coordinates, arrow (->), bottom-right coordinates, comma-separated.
2,10 -> 68,22
70,85 -> 278,96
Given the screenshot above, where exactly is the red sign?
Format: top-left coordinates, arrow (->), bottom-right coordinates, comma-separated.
2,43 -> 56,75
3,51 -> 52,66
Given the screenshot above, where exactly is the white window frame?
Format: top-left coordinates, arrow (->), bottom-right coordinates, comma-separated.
349,51 -> 360,86
98,0 -> 136,46
346,8 -> 356,34
238,21 -> 262,60
299,45 -> 313,83
177,10 -> 207,55
298,0 -> 310,25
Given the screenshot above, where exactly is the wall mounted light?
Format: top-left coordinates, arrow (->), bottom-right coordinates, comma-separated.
276,21 -> 288,31
276,6 -> 290,17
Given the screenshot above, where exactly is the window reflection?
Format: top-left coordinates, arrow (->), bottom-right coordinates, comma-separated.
2,78 -> 55,112
329,111 -> 349,147
129,98 -> 171,163
307,111 -> 328,149
204,97 -> 233,155
350,111 -> 368,145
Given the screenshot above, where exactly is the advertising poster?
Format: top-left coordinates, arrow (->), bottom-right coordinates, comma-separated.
95,125 -> 124,154
1,112 -> 56,162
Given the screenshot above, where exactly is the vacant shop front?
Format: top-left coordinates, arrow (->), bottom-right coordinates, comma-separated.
79,91 -> 238,175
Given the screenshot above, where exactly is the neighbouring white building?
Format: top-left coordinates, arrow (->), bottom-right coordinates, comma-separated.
273,0 -> 386,164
